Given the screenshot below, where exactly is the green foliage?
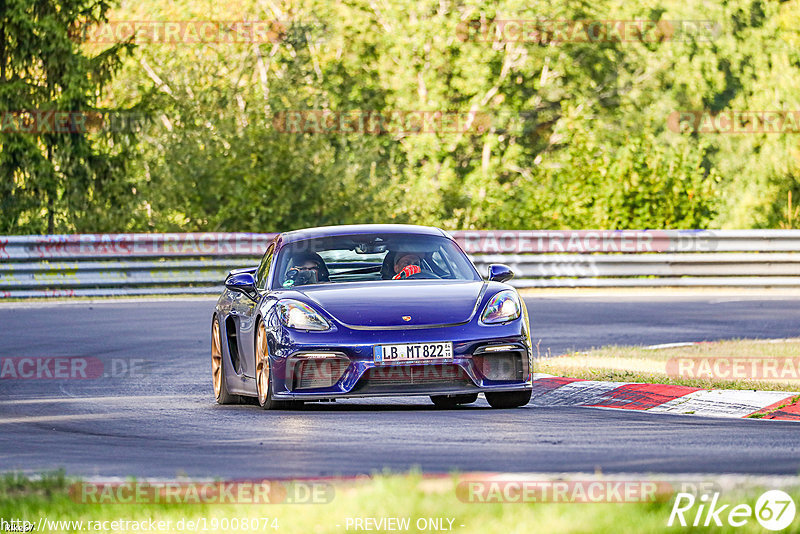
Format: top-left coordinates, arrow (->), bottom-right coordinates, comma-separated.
0,0 -> 140,233
3,0 -> 800,233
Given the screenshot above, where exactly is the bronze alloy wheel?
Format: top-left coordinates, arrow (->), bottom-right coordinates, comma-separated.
255,321 -> 272,408
211,318 -> 223,399
211,315 -> 241,405
255,320 -> 300,410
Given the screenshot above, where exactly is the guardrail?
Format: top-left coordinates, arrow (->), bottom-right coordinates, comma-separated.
0,230 -> 799,298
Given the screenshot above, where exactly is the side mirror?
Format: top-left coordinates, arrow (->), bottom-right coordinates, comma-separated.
487,264 -> 514,283
225,272 -> 258,298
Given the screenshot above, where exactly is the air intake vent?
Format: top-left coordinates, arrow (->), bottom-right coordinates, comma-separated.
360,364 -> 470,387
292,358 -> 349,390
473,351 -> 524,381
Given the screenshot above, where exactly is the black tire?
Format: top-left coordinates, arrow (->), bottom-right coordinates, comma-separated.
430,393 -> 479,408
255,355 -> 279,410
485,389 -> 532,409
255,320 -> 298,410
212,315 -> 243,405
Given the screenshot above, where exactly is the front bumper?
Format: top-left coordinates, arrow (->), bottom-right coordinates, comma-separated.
268,322 -> 533,401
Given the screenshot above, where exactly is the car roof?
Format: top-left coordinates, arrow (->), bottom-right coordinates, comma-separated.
278,224 -> 449,244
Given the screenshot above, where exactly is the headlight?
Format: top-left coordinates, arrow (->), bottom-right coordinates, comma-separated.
480,290 -> 521,324
277,300 -> 330,331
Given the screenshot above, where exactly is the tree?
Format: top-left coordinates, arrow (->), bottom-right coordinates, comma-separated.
0,0 -> 137,234
32,0 -> 800,233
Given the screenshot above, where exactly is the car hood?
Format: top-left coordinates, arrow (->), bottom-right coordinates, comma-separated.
296,280 -> 486,328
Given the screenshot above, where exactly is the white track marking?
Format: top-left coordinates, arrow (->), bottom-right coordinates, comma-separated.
530,380 -> 632,406
647,389 -> 795,418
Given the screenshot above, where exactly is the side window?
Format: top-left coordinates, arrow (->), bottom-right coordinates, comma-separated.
256,245 -> 274,290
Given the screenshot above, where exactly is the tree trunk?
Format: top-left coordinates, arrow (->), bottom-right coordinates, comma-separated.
46,144 -> 54,234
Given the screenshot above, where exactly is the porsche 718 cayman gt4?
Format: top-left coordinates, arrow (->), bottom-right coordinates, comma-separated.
211,224 -> 533,409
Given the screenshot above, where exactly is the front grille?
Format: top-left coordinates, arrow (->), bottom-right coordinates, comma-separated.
473,351 -> 525,381
356,364 -> 472,389
292,358 -> 349,390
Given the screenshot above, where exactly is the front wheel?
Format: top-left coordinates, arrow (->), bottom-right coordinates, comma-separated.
212,315 -> 243,405
255,320 -> 299,410
430,393 -> 478,408
485,389 -> 532,409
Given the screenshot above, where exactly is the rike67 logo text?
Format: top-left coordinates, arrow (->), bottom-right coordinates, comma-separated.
669,490 -> 796,531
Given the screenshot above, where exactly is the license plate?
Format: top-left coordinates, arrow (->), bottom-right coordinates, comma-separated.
374,342 -> 453,364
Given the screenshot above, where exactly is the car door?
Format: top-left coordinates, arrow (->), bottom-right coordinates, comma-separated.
230,243 -> 274,379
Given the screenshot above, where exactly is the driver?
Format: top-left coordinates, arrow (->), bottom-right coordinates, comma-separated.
392,252 -> 422,279
283,252 -> 328,287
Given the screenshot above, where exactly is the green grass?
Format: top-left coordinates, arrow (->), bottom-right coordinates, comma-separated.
536,339 -> 800,392
3,471 -> 800,533
748,394 -> 800,419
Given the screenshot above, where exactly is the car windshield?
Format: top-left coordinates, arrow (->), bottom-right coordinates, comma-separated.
273,233 -> 480,288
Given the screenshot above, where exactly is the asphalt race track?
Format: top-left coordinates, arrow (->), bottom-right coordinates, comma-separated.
1,295 -> 799,478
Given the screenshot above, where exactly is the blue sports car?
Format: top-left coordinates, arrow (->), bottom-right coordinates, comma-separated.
211,224 -> 533,409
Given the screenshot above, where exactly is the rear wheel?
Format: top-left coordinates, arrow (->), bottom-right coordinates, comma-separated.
485,389 -> 532,409
255,321 -> 299,410
430,393 -> 478,409
212,315 -> 242,405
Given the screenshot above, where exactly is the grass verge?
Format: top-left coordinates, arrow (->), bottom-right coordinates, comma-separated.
3,471 -> 800,533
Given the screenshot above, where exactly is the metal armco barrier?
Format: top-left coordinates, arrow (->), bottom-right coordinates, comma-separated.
1,230 -> 799,298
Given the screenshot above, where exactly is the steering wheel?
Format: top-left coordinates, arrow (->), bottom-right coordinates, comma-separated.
406,268 -> 440,280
